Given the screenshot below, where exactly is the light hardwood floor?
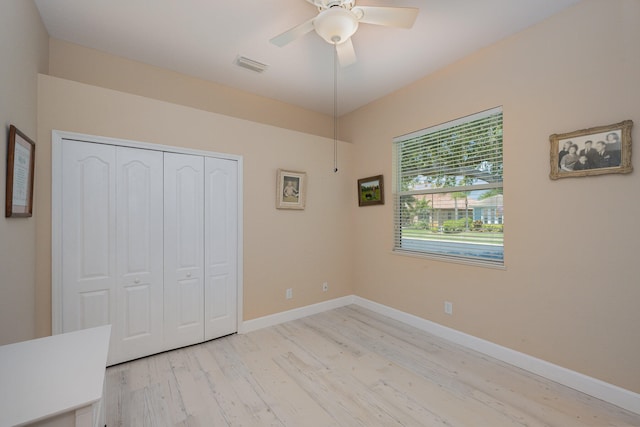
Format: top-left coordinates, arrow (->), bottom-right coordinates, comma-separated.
106,305 -> 640,426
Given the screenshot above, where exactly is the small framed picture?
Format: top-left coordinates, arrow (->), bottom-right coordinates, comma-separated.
5,125 -> 36,217
276,169 -> 307,210
358,174 -> 384,206
549,120 -> 633,180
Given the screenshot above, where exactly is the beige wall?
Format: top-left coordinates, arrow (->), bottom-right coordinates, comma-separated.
35,75 -> 355,337
342,0 -> 640,393
0,1 -> 49,345
48,39 -> 335,140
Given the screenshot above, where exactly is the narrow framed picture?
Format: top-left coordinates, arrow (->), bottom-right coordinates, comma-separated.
549,120 -> 633,180
276,169 -> 307,210
358,174 -> 384,206
5,125 -> 36,217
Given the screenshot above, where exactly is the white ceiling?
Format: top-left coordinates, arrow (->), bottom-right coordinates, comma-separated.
35,0 -> 581,116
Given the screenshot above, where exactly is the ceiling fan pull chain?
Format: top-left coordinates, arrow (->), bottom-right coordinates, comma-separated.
333,43 -> 339,173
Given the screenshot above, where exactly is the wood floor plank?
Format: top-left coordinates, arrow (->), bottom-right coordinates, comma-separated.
308,310 -> 573,426
288,313 -> 539,426
335,306 -> 638,426
272,321 -> 470,426
105,305 -> 640,426
193,340 -> 280,426
236,330 -> 341,426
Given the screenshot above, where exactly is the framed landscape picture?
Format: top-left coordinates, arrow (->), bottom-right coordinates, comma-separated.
358,174 -> 384,206
276,169 -> 307,210
549,120 -> 633,180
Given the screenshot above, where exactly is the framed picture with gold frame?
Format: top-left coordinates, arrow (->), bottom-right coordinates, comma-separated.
549,120 -> 632,180
5,125 -> 35,217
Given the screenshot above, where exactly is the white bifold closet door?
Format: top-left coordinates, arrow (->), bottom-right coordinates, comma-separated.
62,141 -> 164,365
116,147 -> 164,362
59,139 -> 238,366
204,157 -> 238,340
163,154 -> 238,346
163,152 -> 205,348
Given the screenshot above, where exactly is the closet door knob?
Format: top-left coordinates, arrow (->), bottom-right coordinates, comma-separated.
187,272 -> 192,278
134,278 -> 140,284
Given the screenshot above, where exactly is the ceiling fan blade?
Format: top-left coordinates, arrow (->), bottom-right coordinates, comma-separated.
353,6 -> 419,28
270,18 -> 315,47
336,38 -> 357,67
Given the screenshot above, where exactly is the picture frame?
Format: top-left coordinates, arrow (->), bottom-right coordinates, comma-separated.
549,120 -> 633,180
276,169 -> 307,210
358,174 -> 384,206
5,125 -> 36,217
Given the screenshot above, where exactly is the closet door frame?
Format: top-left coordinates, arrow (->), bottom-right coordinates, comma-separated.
51,130 -> 243,336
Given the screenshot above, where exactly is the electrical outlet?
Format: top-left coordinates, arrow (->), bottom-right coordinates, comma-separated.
444,301 -> 453,315
286,288 -> 293,299
322,282 -> 328,292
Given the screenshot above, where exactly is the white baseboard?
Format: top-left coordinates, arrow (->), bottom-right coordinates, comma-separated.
352,296 -> 640,415
239,295 -> 354,334
239,295 -> 640,415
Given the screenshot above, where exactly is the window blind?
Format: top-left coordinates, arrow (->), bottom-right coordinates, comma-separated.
393,107 -> 504,266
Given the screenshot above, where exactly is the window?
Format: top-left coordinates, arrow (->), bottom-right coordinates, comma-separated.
393,107 -> 503,266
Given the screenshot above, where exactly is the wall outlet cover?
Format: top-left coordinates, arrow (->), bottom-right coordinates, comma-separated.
444,301 -> 453,315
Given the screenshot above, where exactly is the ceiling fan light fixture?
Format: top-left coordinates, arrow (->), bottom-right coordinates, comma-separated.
314,7 -> 359,45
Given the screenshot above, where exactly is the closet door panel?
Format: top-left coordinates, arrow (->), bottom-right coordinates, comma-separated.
61,141 -> 117,336
77,290 -> 110,329
177,278 -> 201,325
204,157 -> 238,340
164,152 -> 204,348
115,147 -> 164,364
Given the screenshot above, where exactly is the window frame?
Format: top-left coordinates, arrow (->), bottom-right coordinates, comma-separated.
392,107 -> 504,268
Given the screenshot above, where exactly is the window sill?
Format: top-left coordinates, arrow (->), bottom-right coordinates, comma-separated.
391,249 -> 506,270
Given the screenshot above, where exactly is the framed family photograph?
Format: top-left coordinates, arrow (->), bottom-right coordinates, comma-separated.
5,125 -> 36,217
549,120 -> 633,180
357,174 -> 384,206
276,169 -> 307,210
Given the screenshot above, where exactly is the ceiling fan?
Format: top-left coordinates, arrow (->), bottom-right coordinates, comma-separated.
270,0 -> 419,67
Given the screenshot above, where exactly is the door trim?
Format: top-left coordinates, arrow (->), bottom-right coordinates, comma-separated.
51,130 -> 244,336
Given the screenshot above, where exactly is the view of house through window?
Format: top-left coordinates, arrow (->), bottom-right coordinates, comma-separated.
393,107 -> 504,265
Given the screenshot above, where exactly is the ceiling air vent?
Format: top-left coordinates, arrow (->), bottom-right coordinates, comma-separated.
235,56 -> 269,73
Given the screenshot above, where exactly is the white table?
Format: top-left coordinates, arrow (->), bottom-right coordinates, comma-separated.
0,325 -> 111,427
